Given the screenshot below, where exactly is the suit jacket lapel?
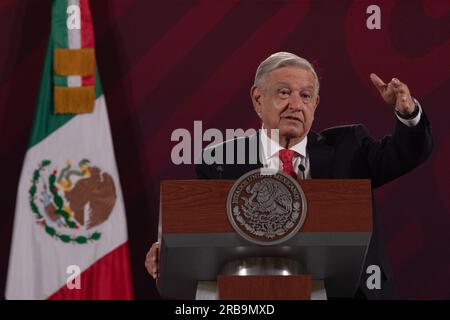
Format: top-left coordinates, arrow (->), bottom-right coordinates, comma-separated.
237,132 -> 263,176
307,131 -> 335,179
253,132 -> 264,169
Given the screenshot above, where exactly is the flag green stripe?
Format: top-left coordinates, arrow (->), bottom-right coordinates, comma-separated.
52,0 -> 68,87
54,75 -> 68,87
28,36 -> 104,149
52,0 -> 68,49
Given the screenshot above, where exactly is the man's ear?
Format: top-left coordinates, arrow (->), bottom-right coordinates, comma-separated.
313,95 -> 320,111
251,85 -> 262,118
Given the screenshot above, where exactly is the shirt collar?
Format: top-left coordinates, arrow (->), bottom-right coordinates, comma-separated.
260,127 -> 307,161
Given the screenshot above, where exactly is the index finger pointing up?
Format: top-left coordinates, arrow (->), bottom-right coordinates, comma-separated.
370,73 -> 387,91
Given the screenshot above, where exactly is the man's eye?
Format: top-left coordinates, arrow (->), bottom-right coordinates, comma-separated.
301,93 -> 311,98
278,89 -> 291,97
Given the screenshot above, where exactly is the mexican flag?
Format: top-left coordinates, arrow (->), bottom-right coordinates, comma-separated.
5,0 -> 133,299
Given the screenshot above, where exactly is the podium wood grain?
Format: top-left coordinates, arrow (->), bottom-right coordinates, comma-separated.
161,179 -> 372,233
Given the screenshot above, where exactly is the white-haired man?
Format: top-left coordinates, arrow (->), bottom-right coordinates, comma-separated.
146,52 -> 432,299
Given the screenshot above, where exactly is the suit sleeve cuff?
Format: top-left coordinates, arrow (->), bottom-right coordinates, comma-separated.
395,98 -> 422,127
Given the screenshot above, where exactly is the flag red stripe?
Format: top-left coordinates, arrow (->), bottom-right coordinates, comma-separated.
48,242 -> 134,300
81,0 -> 95,86
80,0 -> 94,48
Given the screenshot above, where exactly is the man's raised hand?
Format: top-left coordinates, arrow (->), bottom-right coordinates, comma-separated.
370,73 -> 416,116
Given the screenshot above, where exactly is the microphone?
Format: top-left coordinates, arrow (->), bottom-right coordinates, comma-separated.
298,164 -> 305,180
216,165 -> 223,179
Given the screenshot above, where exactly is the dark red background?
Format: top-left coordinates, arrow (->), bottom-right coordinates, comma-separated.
1,0 -> 449,299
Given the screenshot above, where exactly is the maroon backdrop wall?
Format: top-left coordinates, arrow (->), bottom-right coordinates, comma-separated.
1,0 -> 449,299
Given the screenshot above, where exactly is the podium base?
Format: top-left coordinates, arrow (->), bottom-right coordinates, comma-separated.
195,280 -> 327,300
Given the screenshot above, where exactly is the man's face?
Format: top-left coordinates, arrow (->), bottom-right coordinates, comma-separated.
251,66 -> 319,147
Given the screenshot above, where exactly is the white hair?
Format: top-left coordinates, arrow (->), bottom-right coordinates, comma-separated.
254,52 -> 320,94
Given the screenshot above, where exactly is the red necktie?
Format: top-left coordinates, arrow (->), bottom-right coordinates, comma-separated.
279,149 -> 297,179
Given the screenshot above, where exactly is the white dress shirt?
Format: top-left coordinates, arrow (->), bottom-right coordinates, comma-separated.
260,128 -> 311,179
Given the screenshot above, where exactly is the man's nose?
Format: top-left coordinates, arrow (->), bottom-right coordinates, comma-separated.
288,93 -> 304,111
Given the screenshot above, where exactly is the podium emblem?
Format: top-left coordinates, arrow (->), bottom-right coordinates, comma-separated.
227,169 -> 307,245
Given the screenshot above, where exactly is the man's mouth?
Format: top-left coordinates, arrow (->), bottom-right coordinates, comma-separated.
282,115 -> 303,122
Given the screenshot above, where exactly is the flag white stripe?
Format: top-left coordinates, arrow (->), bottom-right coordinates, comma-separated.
67,0 -> 81,87
68,0 -> 81,50
68,76 -> 82,87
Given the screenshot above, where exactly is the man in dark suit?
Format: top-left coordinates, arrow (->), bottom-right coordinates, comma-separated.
146,52 -> 432,299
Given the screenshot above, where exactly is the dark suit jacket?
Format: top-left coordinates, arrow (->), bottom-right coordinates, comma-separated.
196,112 -> 433,299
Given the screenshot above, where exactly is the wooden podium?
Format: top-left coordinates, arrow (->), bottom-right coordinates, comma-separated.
156,179 -> 372,299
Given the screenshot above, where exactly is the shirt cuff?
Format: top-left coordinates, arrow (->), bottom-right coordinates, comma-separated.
396,98 -> 422,127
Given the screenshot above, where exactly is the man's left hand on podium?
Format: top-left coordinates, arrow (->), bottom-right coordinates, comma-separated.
145,242 -> 160,279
